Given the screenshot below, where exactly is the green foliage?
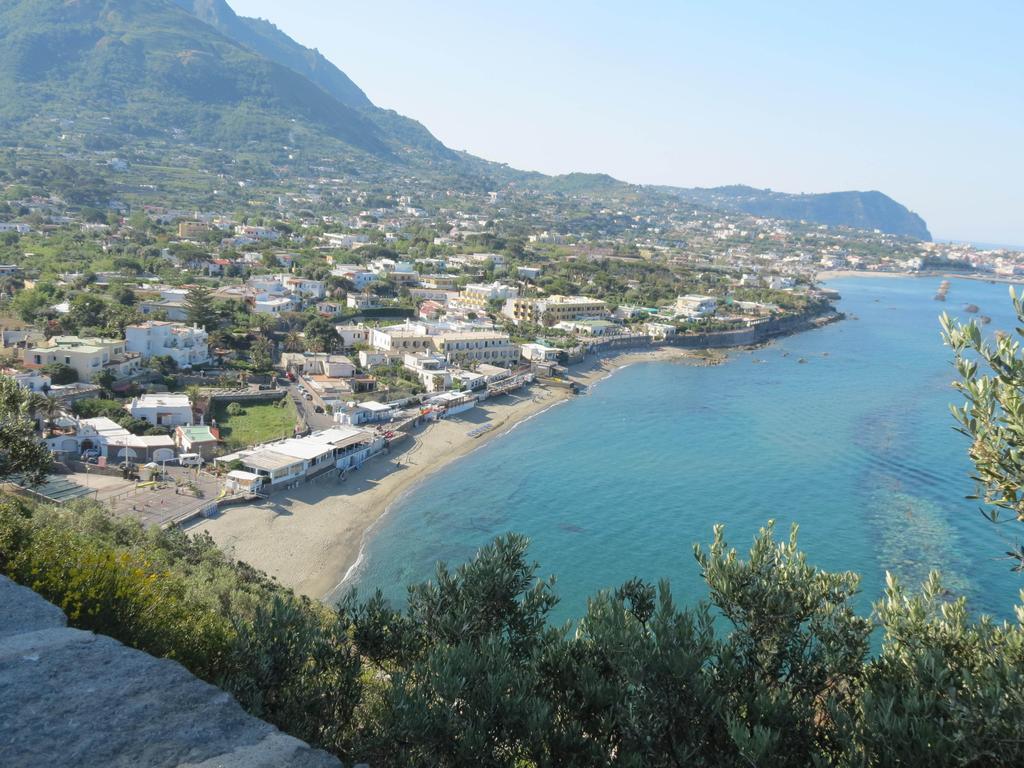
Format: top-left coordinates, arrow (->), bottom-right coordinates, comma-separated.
943,289 -> 1024,568
184,285 -> 217,330
0,497 -> 363,754
42,361 -> 77,384
2,496 -> 1024,765
303,315 -> 342,353
214,398 -> 297,449
0,376 -> 52,485
248,334 -> 273,371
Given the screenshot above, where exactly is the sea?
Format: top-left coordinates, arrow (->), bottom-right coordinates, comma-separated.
347,276 -> 1024,624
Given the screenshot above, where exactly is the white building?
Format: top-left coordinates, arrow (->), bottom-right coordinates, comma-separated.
125,321 -> 210,368
331,267 -> 378,290
403,352 -> 451,392
335,324 -> 371,349
520,343 -> 562,363
323,233 -> 370,249
337,400 -> 395,426
347,293 -> 381,310
234,225 -> 279,241
4,369 -> 51,392
281,352 -> 357,379
253,295 -> 297,315
674,295 -> 718,318
126,393 -> 193,427
214,426 -> 383,487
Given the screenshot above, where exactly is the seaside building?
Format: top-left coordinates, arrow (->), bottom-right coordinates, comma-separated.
555,318 -> 620,336
337,400 -> 395,426
70,416 -> 177,463
368,321 -> 517,366
456,282 -> 519,312
432,331 -> 518,366
645,322 -> 677,340
520,342 -> 563,363
403,353 -> 452,392
501,295 -> 608,326
674,295 -> 718,318
214,426 -> 384,488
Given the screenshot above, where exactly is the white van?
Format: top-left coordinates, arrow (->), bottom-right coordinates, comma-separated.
179,453 -> 203,467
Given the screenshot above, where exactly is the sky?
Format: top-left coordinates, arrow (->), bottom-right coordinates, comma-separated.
230,0 -> 1023,244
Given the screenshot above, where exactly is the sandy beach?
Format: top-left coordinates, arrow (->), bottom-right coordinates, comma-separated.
190,346 -> 706,602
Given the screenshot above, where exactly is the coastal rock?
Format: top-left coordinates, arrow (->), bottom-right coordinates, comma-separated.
0,576 -> 340,768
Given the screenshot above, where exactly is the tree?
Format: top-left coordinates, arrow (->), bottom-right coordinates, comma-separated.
149,355 -> 178,377
32,395 -> 63,437
42,362 -> 77,385
943,290 -> 1024,568
10,288 -> 52,323
0,376 -> 52,485
303,316 -> 341,353
66,294 -> 108,331
92,369 -> 115,395
283,331 -> 305,353
250,335 -> 273,372
184,285 -> 216,330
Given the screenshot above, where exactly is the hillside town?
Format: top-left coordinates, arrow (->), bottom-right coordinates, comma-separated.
1,170 -> 1021,531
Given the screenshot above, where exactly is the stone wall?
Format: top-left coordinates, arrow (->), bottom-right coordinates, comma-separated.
0,576 -> 341,768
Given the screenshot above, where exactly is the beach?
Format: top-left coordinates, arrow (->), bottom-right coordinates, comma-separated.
190,346 -> 705,602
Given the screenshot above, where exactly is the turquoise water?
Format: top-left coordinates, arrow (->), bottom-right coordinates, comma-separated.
349,277 -> 1024,622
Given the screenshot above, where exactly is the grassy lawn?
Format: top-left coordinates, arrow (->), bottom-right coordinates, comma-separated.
212,398 -> 299,450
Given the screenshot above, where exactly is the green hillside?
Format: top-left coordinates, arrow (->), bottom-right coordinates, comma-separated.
0,0 -> 933,239
0,0 -> 385,154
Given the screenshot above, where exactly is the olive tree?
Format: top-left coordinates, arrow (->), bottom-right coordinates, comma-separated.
942,289 -> 1024,567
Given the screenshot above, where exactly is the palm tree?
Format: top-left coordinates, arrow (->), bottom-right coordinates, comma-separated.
28,394 -> 62,437
185,384 -> 204,420
284,331 -> 305,353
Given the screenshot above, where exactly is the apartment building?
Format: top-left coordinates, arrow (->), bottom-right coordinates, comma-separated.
22,336 -> 142,382
457,282 -> 519,312
125,321 -> 210,368
501,295 -> 609,326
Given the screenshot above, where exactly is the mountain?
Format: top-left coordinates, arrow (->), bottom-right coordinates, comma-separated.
172,0 -> 370,109
0,0 -> 931,239
672,186 -> 932,240
0,0 -> 389,154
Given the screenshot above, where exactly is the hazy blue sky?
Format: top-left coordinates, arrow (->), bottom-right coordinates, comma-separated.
231,1 -> 1022,244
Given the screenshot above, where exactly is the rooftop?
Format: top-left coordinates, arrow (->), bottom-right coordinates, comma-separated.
132,394 -> 192,409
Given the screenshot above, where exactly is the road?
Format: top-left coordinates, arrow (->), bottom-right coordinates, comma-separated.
281,377 -> 336,432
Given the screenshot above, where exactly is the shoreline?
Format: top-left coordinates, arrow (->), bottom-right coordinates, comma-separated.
192,346 -> 707,603
817,268 -> 1024,287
